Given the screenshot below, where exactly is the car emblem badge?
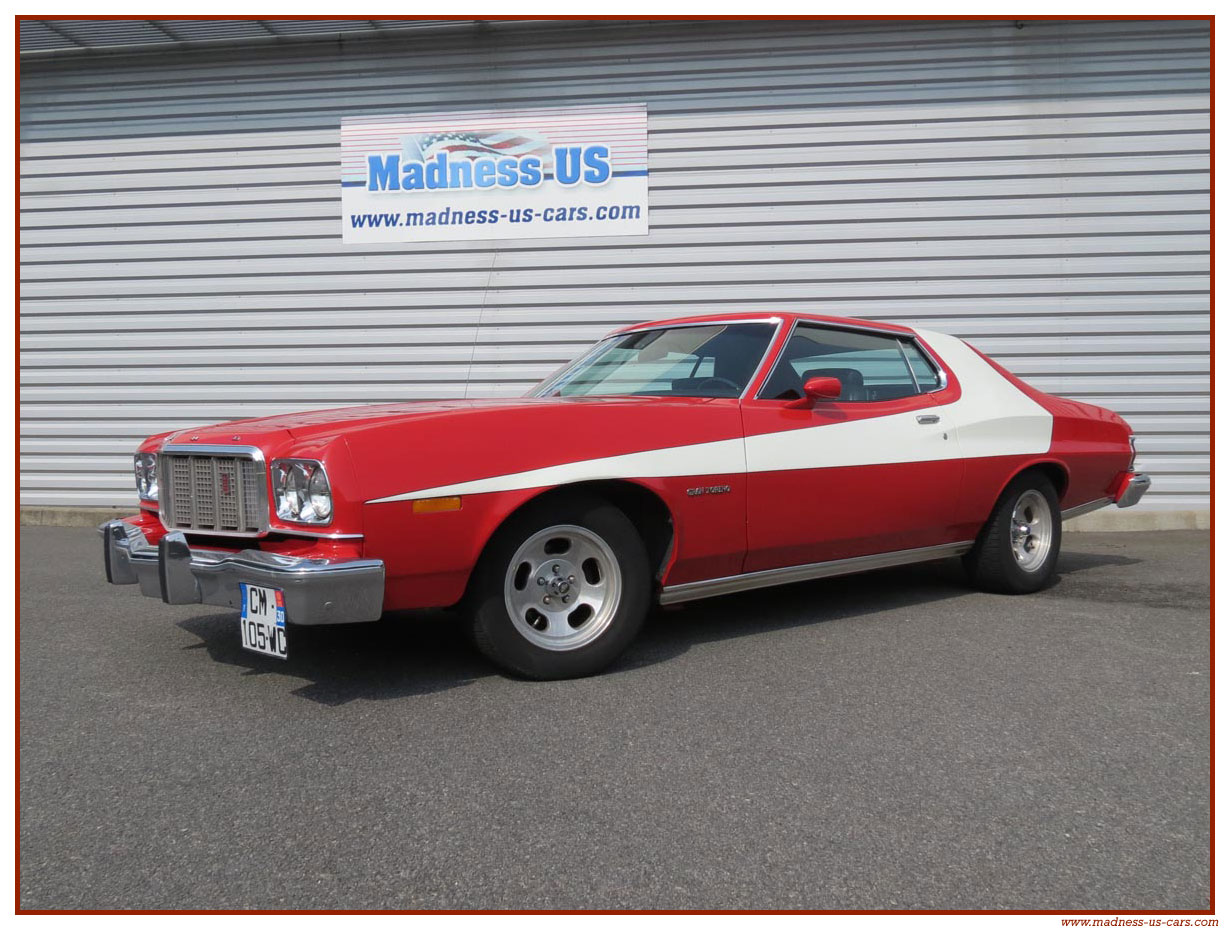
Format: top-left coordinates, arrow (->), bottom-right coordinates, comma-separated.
686,485 -> 732,497
221,474 -> 232,496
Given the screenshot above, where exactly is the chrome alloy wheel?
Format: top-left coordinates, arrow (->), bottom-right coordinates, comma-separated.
503,524 -> 623,652
1009,489 -> 1053,573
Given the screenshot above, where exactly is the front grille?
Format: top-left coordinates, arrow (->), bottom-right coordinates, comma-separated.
160,450 -> 267,535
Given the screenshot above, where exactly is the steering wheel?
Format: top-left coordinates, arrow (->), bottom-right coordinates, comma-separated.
695,376 -> 742,397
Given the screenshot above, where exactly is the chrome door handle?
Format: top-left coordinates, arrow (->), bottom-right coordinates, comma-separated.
916,414 -> 940,425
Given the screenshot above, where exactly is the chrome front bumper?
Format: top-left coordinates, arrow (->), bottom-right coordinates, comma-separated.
101,520 -> 385,625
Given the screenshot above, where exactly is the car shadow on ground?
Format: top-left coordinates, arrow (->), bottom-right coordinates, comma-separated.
622,548 -> 1144,668
176,549 -> 1145,702
176,608 -> 493,704
624,558 -> 966,670
1044,546 -> 1199,609
1052,548 -> 1145,575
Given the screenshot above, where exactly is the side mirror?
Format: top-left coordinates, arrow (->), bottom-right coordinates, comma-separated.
786,376 -> 843,409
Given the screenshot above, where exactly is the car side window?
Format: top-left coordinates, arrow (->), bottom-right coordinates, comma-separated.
759,324 -> 934,402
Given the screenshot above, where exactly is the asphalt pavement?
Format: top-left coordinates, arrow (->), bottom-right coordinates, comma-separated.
19,526 -> 1210,910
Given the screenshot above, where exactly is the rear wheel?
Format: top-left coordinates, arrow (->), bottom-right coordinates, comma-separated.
468,496 -> 650,679
963,471 -> 1061,594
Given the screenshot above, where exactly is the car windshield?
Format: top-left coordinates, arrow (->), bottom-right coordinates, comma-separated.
530,322 -> 777,398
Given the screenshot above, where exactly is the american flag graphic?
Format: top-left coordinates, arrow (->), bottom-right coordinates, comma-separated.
401,129 -> 553,165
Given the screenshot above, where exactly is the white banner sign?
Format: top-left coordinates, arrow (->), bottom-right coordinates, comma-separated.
341,103 -> 649,243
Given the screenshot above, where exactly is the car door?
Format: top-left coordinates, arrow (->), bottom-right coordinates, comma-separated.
741,322 -> 963,573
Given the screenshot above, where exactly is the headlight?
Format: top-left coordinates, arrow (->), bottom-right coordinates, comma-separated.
272,459 -> 332,525
134,452 -> 158,502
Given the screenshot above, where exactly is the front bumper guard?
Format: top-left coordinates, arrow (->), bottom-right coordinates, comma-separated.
102,520 -> 384,625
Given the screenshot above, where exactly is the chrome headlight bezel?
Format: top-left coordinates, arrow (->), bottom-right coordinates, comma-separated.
134,452 -> 158,502
271,459 -> 333,526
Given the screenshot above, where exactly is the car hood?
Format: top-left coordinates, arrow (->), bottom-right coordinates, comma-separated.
162,395 -> 743,507
165,398 -> 548,445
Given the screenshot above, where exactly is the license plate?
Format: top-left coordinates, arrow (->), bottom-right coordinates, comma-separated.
239,583 -> 288,659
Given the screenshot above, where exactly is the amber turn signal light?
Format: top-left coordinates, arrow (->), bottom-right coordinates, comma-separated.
412,496 -> 462,514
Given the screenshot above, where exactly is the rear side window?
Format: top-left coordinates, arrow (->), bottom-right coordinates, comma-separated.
759,323 -> 940,402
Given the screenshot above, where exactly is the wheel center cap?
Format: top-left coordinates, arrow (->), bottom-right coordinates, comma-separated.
539,560 -> 577,598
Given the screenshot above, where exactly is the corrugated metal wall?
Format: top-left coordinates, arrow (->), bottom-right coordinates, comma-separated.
19,18 -> 1209,511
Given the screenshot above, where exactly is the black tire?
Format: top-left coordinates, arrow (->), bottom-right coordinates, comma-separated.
467,495 -> 651,680
963,471 -> 1062,594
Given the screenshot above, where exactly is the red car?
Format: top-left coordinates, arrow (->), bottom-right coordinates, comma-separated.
103,312 -> 1150,679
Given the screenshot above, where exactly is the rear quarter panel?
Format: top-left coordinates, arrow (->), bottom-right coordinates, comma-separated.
951,341 -> 1134,532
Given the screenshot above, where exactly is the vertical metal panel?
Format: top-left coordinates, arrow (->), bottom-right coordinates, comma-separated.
19,19 -> 1209,510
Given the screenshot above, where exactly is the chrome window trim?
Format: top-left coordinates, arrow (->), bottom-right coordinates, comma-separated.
754,320 -> 949,400
896,339 -> 921,393
158,443 -> 269,538
526,338 -> 611,398
909,336 -> 949,392
750,316 -> 799,400
739,317 -> 785,400
616,316 -> 784,334
529,318 -> 784,401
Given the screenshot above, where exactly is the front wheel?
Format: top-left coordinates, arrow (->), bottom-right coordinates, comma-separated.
963,472 -> 1061,594
468,496 -> 651,679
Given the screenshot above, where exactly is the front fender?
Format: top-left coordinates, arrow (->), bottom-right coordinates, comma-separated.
363,486 -> 544,610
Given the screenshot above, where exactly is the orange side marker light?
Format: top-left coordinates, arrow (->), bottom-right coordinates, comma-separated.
412,496 -> 463,514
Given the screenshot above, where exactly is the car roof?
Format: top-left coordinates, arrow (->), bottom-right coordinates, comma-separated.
612,312 -> 916,337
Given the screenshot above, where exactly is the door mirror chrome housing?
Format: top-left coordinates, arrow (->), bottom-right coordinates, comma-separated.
786,376 -> 843,408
